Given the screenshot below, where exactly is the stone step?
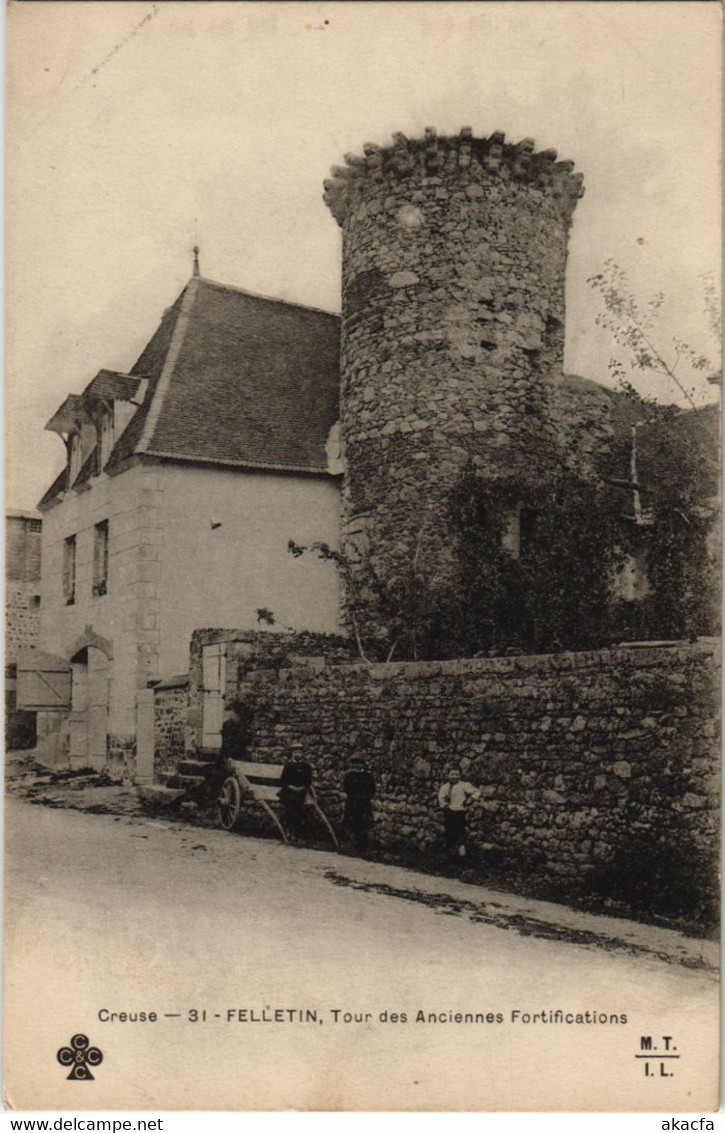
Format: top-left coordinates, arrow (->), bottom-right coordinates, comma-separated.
174,774 -> 207,790
197,749 -> 223,763
137,784 -> 186,807
178,759 -> 216,776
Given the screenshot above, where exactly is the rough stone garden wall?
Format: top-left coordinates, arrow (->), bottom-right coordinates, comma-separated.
153,676 -> 189,775
187,629 -> 353,751
189,631 -> 719,925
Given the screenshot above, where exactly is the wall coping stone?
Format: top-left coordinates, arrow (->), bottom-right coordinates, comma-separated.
154,673 -> 189,690
240,642 -> 719,685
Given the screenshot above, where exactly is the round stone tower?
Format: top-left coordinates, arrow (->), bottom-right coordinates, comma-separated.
323,127 -> 584,646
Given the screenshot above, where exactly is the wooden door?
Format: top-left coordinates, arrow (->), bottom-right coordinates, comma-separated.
201,643 -> 226,750
87,648 -> 109,768
69,654 -> 89,766
16,648 -> 71,712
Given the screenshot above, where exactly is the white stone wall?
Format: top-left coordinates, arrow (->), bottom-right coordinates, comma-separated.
39,462 -> 163,739
156,464 -> 341,677
39,459 -> 342,747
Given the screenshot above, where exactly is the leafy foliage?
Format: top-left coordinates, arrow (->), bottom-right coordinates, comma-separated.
290,466 -> 630,660
618,405 -> 719,639
588,260 -> 718,431
440,467 -> 627,655
591,831 -> 719,928
588,262 -> 720,640
288,534 -> 451,662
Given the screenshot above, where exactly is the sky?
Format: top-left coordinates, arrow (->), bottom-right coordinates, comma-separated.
6,1 -> 722,512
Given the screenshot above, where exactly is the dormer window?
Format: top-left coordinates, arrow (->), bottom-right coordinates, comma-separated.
45,373 -> 143,490
99,406 -> 115,470
68,433 -> 82,485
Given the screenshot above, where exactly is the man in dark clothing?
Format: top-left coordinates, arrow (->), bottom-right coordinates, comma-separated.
220,700 -> 253,762
208,701 -> 253,802
341,755 -> 376,853
279,744 -> 313,840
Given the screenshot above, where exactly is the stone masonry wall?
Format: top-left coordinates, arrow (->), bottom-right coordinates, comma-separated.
5,579 -> 41,750
214,637 -> 719,923
153,677 -> 188,775
324,129 -> 587,637
187,629 -> 353,751
6,581 -> 41,659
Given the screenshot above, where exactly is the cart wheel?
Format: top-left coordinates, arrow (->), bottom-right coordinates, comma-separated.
218,776 -> 241,831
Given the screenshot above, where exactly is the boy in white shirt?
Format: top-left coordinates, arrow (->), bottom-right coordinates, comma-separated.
437,767 -> 481,861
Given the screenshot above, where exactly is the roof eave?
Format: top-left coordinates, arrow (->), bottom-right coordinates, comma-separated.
44,395 -> 87,435
141,449 -> 341,478
37,491 -> 65,513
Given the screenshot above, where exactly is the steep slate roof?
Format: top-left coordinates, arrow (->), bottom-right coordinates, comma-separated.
85,369 -> 142,404
40,278 -> 341,507
38,466 -> 69,510
134,278 -> 341,472
38,450 -> 99,509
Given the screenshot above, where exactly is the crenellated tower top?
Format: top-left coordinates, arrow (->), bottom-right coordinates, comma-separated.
323,127 -> 584,226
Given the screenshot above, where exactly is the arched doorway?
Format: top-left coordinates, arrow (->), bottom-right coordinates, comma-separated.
69,646 -> 109,769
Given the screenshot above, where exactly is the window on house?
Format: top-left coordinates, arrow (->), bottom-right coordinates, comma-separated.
99,407 -> 114,470
93,520 -> 109,597
63,536 -> 76,605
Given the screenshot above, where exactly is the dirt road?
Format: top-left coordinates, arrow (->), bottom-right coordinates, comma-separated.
4,798 -> 718,1111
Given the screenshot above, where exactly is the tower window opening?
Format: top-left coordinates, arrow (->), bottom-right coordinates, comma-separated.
523,386 -> 541,416
544,315 -> 564,352
502,502 -> 536,560
504,503 -> 538,560
345,510 -> 372,564
519,508 -> 537,557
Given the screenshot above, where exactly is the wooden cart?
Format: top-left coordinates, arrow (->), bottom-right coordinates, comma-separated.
217,759 -> 339,847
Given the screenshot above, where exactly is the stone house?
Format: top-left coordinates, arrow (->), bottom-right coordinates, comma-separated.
5,510 -> 42,749
31,271 -> 342,775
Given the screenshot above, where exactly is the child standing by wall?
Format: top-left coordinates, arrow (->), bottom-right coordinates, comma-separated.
437,767 -> 480,862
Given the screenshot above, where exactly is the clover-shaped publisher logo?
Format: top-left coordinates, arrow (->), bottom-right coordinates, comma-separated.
57,1033 -> 103,1080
